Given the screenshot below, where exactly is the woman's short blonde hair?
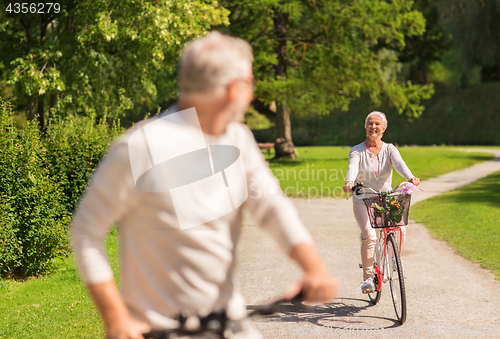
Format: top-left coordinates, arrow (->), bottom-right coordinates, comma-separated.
365,111 -> 388,129
179,31 -> 253,95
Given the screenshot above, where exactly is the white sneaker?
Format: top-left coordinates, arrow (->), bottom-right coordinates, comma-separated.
361,278 -> 375,293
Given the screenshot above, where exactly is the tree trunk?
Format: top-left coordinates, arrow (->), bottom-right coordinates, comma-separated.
36,15 -> 48,131
272,9 -> 295,159
420,61 -> 428,85
49,93 -> 57,114
37,95 -> 45,131
22,21 -> 37,122
27,96 -> 36,121
275,101 -> 295,159
40,14 -> 47,44
67,15 -> 76,33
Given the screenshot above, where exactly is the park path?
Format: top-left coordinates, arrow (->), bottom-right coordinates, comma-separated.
235,148 -> 500,338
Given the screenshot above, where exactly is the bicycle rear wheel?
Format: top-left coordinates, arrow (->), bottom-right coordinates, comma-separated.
387,232 -> 406,324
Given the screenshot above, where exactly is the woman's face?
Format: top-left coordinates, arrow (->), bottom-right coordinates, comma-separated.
365,115 -> 386,140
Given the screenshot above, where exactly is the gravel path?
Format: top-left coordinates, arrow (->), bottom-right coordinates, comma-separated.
235,149 -> 500,338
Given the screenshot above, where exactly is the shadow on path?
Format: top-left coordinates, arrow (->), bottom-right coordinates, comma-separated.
248,297 -> 401,330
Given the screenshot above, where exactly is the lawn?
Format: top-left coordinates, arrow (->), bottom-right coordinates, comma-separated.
411,170 -> 500,280
0,146 -> 496,338
263,146 -> 495,198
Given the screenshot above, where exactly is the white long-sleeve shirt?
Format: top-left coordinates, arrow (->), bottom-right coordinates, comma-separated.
345,142 -> 414,202
71,111 -> 312,329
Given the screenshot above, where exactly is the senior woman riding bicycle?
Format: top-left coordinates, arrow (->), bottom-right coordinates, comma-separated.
342,111 -> 420,293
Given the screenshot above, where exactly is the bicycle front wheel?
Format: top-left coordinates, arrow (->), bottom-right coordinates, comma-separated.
387,233 -> 406,324
368,231 -> 382,304
367,265 -> 381,304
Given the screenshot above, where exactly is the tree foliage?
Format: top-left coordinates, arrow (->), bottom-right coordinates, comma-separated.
220,0 -> 433,157
0,0 -> 229,126
439,0 -> 500,80
398,0 -> 449,84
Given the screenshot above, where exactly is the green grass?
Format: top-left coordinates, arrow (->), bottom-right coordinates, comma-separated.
0,228 -> 119,338
412,170 -> 500,280
457,146 -> 500,150
0,146 -> 496,337
263,146 -> 495,198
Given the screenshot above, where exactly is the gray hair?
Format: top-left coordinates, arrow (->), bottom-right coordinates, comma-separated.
179,31 -> 253,94
365,111 -> 388,129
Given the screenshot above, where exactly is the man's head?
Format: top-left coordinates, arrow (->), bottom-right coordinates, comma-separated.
179,31 -> 254,124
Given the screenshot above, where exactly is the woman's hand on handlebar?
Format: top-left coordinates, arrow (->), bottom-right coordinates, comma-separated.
409,177 -> 420,186
343,182 -> 354,193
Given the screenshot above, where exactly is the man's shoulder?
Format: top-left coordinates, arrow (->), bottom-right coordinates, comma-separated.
112,118 -> 157,151
226,122 -> 257,144
101,117 -> 162,170
227,121 -> 253,134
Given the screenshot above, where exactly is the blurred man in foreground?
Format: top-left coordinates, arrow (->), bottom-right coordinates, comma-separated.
72,31 -> 339,339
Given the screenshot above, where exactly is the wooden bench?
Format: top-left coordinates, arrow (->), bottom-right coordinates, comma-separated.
258,143 -> 274,155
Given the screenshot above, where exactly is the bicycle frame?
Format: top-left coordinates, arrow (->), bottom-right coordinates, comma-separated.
373,227 -> 404,291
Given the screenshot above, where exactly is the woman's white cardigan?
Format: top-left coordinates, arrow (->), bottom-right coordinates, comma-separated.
345,142 -> 414,202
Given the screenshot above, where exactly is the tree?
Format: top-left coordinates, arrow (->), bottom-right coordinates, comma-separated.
220,0 -> 433,158
439,0 -> 500,81
398,0 -> 449,84
0,0 -> 229,127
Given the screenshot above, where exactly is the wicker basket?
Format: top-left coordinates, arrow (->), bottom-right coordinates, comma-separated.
362,193 -> 412,228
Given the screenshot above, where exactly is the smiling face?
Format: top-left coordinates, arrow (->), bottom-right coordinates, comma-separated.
365,115 -> 386,140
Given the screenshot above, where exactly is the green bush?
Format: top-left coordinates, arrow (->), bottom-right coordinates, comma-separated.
0,98 -> 68,278
44,115 -> 124,214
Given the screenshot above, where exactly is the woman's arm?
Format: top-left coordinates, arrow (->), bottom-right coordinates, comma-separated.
389,144 -> 418,183
343,148 -> 360,192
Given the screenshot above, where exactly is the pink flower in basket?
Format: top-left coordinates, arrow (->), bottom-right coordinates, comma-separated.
401,182 -> 417,195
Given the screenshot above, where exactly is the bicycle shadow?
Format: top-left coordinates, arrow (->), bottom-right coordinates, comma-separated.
247,297 -> 401,329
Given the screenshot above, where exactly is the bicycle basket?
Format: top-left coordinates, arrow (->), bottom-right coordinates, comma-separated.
362,193 -> 412,228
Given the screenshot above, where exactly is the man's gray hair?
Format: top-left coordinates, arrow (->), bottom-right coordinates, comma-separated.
179,31 -> 253,94
365,111 -> 388,129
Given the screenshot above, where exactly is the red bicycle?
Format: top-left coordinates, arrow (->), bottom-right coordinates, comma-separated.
351,181 -> 418,324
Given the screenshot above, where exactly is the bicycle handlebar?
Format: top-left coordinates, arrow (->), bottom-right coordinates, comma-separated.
143,291 -> 304,339
248,290 -> 304,316
347,181 -> 420,200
